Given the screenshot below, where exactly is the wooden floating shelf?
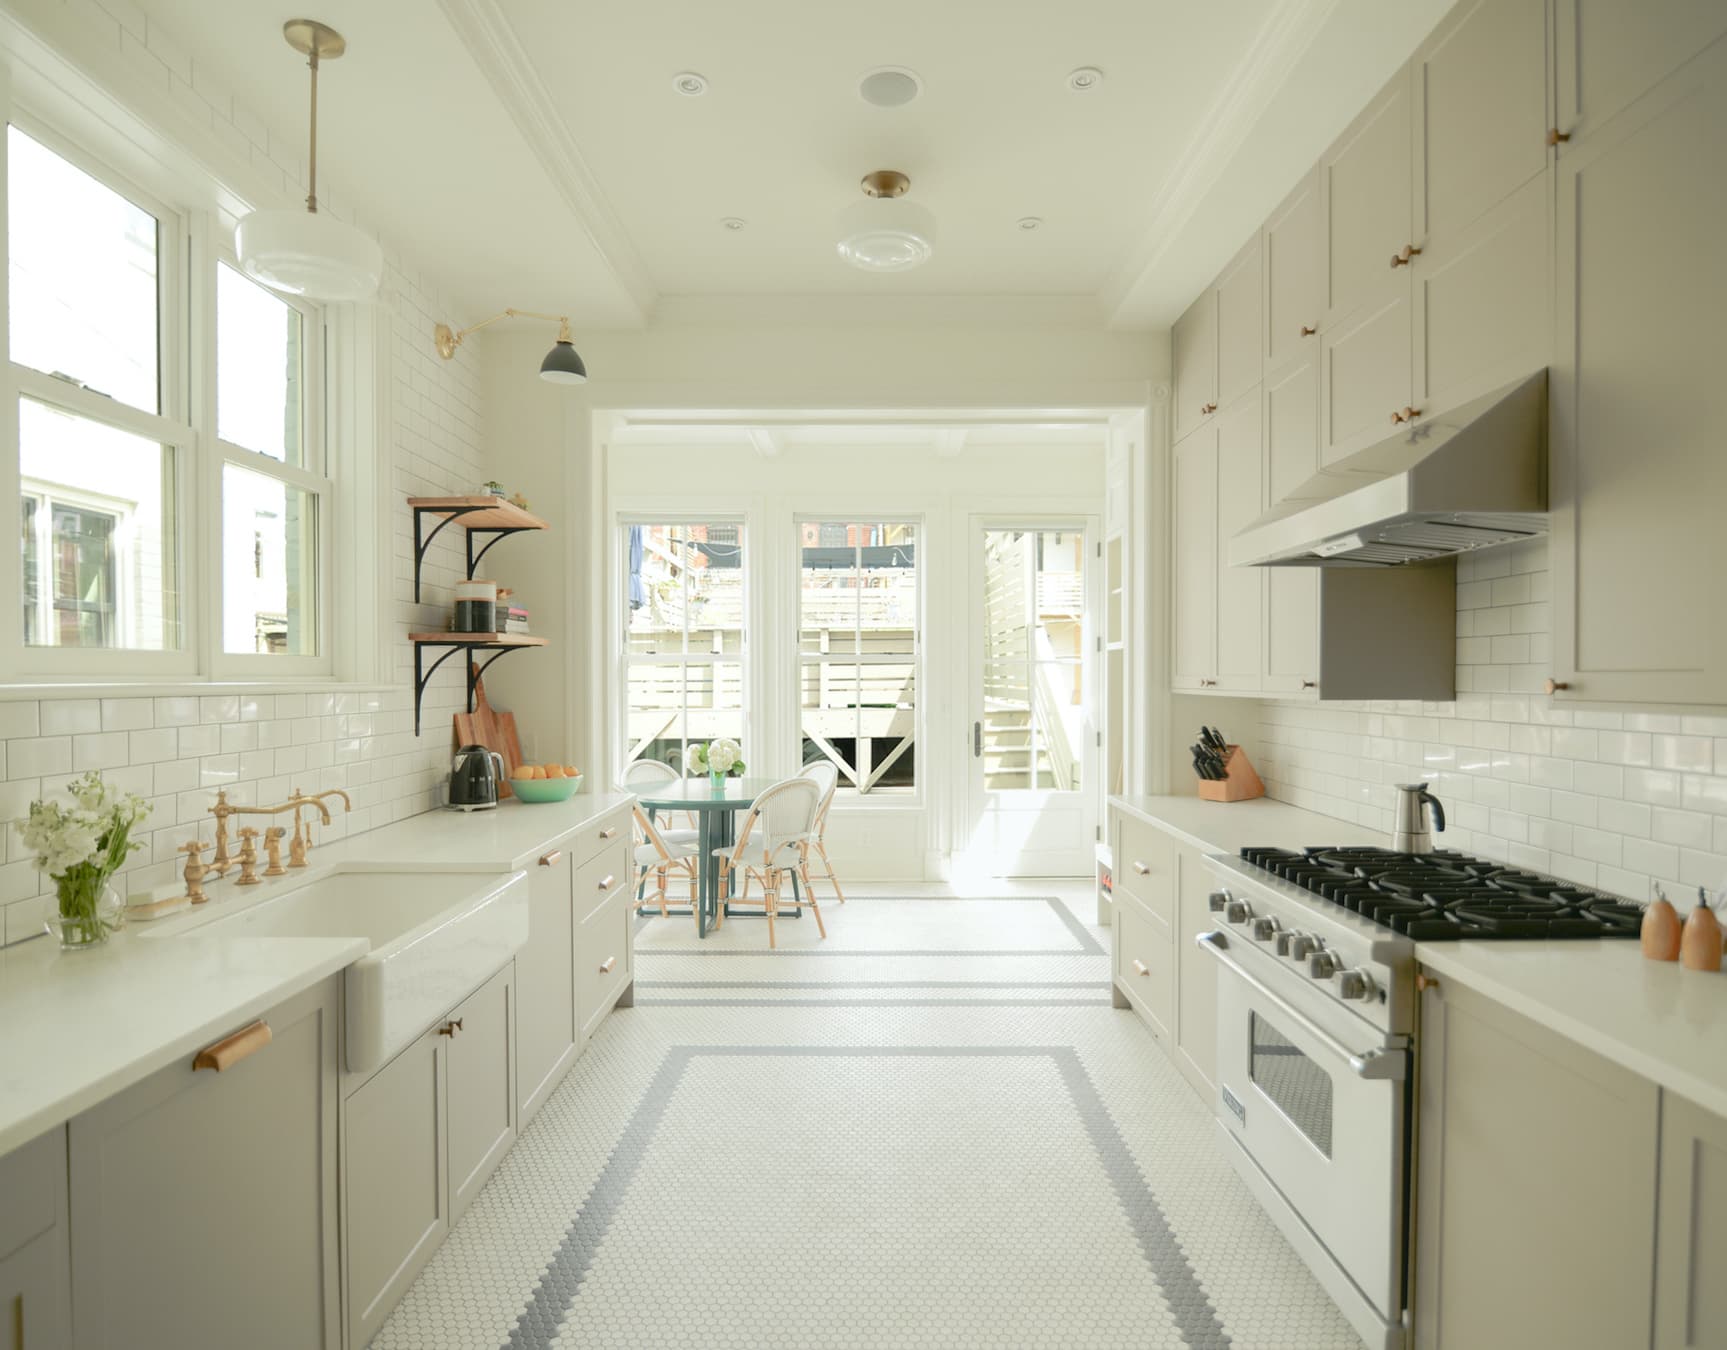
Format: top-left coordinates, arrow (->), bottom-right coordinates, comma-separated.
408,633 -> 548,734
408,495 -> 548,602
407,495 -> 549,532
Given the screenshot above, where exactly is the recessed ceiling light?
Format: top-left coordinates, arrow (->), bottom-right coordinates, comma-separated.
1066,66 -> 1105,93
721,217 -> 746,231
859,66 -> 922,108
672,71 -> 709,96
1018,217 -> 1043,231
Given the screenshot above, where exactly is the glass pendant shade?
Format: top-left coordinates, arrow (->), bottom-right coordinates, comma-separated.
835,196 -> 937,272
236,209 -> 383,302
539,339 -> 588,385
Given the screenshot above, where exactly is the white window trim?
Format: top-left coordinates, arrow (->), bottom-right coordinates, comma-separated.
0,86 -> 348,688
792,515 -> 923,801
613,512 -> 751,784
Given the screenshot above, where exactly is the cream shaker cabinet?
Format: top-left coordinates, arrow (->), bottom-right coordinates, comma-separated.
1654,1091 -> 1727,1348
1550,42 -> 1727,705
1170,425 -> 1218,692
1262,168 -> 1323,376
1413,975 -> 1658,1350
1171,844 -> 1219,1101
68,977 -> 341,1350
0,1128 -> 69,1350
1554,0 -> 1727,144
1172,288 -> 1218,443
1213,394 -> 1265,693
446,964 -> 517,1221
1214,234 -> 1262,411
516,842 -> 578,1125
575,843 -> 634,1045
1109,813 -> 1176,1044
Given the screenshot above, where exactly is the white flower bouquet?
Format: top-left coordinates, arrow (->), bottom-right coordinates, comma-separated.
684,738 -> 745,785
20,771 -> 150,948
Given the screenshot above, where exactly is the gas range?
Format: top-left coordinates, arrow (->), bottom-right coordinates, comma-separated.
1237,845 -> 1644,942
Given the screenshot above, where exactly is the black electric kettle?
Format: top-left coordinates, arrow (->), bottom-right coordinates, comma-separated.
448,744 -> 505,811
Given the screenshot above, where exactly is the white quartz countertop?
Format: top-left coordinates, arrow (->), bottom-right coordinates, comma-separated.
1110,793 -> 1727,1120
0,792 -> 634,1157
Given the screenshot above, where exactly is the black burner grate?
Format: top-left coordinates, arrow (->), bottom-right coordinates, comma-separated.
1238,845 -> 1642,941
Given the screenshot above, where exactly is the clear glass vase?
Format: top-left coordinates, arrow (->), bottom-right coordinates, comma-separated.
709,770 -> 726,791
46,877 -> 124,950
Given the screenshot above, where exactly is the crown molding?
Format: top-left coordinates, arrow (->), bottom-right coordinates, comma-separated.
1096,0 -> 1340,326
437,0 -> 657,323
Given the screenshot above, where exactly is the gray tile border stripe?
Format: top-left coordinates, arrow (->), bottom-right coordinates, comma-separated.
503,1044 -> 1229,1350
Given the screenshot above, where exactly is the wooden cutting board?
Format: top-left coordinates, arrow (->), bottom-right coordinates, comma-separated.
452,664 -> 523,799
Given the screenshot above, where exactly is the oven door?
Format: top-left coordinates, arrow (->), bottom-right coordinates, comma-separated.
1199,930 -> 1408,1337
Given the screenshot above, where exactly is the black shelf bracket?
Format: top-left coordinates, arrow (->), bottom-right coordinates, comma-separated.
412,640 -> 537,735
412,505 -> 541,602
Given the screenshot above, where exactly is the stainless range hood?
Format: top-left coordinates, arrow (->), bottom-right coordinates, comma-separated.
1231,371 -> 1547,568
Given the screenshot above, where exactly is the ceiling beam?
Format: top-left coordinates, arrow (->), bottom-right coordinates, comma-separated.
436,0 -> 658,324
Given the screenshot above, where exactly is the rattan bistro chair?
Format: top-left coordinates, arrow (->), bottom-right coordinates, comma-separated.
796,759 -> 845,904
710,776 -> 823,948
632,805 -> 699,923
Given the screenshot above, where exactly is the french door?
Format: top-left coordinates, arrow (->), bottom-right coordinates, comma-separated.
963,518 -> 1096,876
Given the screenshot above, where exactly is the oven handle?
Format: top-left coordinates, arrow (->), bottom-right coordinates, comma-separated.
1195,931 -> 1406,1082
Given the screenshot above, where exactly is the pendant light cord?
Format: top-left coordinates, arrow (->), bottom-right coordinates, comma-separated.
305,41 -> 320,213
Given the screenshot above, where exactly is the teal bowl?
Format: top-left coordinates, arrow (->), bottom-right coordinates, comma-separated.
509,773 -> 582,803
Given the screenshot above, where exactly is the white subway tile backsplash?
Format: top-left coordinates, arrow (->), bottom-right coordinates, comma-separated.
9,738 -> 70,778
41,700 -> 102,735
72,732 -> 129,771
1257,539 -> 1727,902
100,698 -> 154,731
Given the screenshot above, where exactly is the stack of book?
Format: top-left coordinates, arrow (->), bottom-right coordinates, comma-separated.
504,606 -> 530,635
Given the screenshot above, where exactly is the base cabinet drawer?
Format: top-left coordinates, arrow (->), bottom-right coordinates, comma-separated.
577,869 -> 633,1045
69,978 -> 341,1350
1113,812 -> 1177,924
1113,896 -> 1174,1042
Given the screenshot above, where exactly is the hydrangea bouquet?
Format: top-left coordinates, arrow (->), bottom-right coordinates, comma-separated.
20,771 -> 150,948
684,738 -> 746,788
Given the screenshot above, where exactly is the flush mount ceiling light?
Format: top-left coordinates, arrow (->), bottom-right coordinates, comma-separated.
1018,216 -> 1043,231
235,20 -> 383,302
721,217 -> 747,231
1066,65 -> 1105,92
432,309 -> 588,386
672,71 -> 709,96
858,66 -> 922,107
836,170 -> 936,272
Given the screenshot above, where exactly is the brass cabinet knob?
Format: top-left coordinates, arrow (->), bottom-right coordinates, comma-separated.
1301,680 -> 1318,690
1390,409 -> 1406,425
1544,678 -> 1571,694
1547,128 -> 1571,146
539,850 -> 563,867
1390,244 -> 1422,268
1299,324 -> 1317,337
1200,402 -> 1217,415
1132,860 -> 1152,875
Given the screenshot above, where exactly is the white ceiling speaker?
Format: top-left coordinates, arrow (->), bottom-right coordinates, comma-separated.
858,67 -> 922,108
235,20 -> 382,302
835,170 -> 936,273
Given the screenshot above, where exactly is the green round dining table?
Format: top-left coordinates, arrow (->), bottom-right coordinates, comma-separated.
634,776 -> 801,937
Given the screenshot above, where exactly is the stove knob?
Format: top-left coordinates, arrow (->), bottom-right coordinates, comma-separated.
1286,934 -> 1315,961
1308,949 -> 1339,980
1207,890 -> 1230,913
1252,917 -> 1281,942
1337,969 -> 1377,1001
1225,899 -> 1253,924
1274,929 -> 1294,955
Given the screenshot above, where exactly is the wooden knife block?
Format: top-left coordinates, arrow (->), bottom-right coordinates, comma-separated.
1197,746 -> 1265,802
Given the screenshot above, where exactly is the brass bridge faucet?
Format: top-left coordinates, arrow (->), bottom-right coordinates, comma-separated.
206,787 -> 353,882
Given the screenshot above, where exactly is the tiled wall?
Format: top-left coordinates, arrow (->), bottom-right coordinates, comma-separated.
0,3 -> 488,943
1255,539 -> 1727,903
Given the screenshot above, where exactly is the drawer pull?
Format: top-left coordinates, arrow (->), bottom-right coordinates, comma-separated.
599,826 -> 619,840
597,874 -> 616,892
539,849 -> 563,867
598,956 -> 617,974
1132,861 -> 1151,876
437,1018 -> 464,1037
1131,959 -> 1150,977
193,1020 -> 271,1072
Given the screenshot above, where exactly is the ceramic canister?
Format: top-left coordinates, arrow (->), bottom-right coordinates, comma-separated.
454,579 -> 498,633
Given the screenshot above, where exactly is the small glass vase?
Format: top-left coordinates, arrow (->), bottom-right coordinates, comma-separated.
45,877 -> 124,950
709,770 -> 726,791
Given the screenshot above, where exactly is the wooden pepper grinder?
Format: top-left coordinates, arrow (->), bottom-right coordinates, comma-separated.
1641,884 -> 1682,961
1680,888 -> 1723,972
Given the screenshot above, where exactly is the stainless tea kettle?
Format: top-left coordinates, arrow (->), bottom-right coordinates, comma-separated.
448,744 -> 505,812
1392,782 -> 1446,853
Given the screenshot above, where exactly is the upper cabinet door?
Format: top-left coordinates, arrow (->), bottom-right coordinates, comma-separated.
1170,425 -> 1218,691
1215,233 -> 1263,410
1321,74 -> 1413,326
1173,289 -> 1218,443
1263,168 -> 1324,373
1551,43 -> 1727,704
1414,0 -> 1549,243
1213,397 -> 1264,692
1554,0 -> 1727,142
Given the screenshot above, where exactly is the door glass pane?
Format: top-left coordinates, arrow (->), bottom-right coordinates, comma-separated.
981,528 -> 1086,794
8,127 -> 159,413
19,399 -> 178,649
222,462 -> 317,655
1250,1013 -> 1334,1158
217,262 -> 306,467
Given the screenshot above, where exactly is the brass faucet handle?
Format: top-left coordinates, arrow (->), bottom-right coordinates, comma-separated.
180,840 -> 211,904
236,828 -> 262,886
263,827 -> 287,877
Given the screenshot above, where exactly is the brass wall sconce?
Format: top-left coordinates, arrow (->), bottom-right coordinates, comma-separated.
432,308 -> 588,384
